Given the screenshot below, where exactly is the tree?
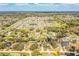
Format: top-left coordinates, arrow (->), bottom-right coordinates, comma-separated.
38,33 -> 47,42
11,43 -> 24,51
29,31 -> 37,41
21,37 -> 30,42
29,43 -> 38,51
19,28 -> 30,33
3,35 -> 14,41
50,40 -> 58,48
0,42 -> 7,49
0,36 -> 3,42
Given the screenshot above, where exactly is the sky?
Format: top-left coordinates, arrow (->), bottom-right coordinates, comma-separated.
0,3 -> 79,11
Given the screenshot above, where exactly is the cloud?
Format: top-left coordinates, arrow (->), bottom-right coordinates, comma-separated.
35,3 -> 53,6
14,3 -> 76,7
0,3 -> 8,6
34,3 -> 63,6
74,3 -> 79,5
15,3 -> 28,6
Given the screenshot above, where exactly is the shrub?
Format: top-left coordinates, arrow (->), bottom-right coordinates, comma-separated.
20,52 -> 29,56
0,52 -> 10,56
31,50 -> 41,56
9,52 -> 20,56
